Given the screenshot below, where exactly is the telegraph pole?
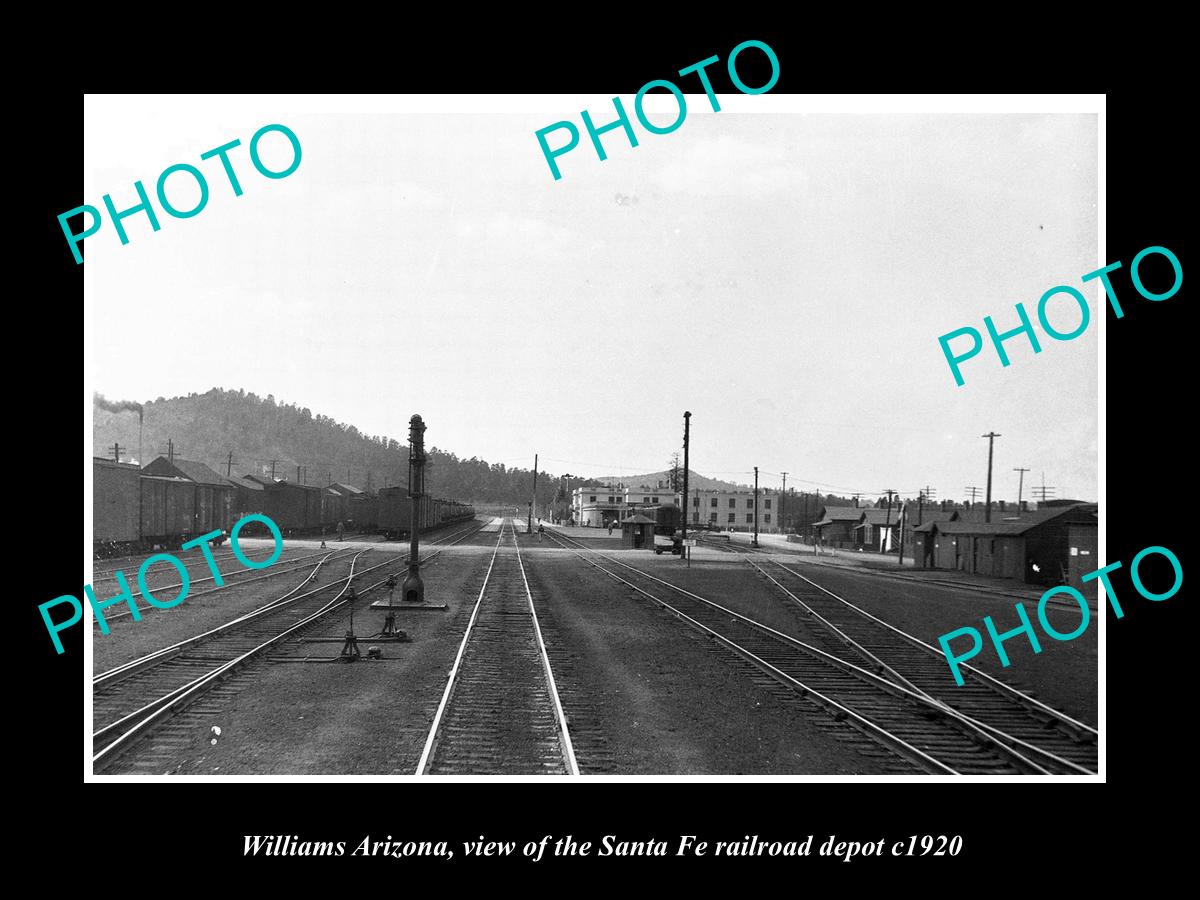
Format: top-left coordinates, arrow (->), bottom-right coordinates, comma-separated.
780,471 -> 788,533
982,431 -> 1001,522
965,486 -> 981,503
882,488 -> 897,553
1033,472 -> 1056,504
752,466 -> 760,547
1013,467 -> 1030,511
111,442 -> 125,462
269,459 -> 278,480
681,412 -> 691,550
167,438 -> 175,463
227,451 -> 234,476
527,453 -> 538,533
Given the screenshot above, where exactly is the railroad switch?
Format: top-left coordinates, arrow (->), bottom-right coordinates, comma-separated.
340,587 -> 361,661
340,629 -> 361,661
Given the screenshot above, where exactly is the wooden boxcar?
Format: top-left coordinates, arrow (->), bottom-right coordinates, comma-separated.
377,486 -> 413,538
262,481 -> 325,533
93,458 -> 141,549
140,475 -> 197,547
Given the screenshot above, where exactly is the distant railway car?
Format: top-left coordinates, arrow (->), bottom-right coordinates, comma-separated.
93,458 -> 141,551
226,475 -> 265,518
261,481 -> 325,533
346,494 -> 378,530
140,475 -> 197,548
377,486 -> 412,539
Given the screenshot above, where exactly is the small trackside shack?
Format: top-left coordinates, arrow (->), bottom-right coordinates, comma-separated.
620,514 -> 657,550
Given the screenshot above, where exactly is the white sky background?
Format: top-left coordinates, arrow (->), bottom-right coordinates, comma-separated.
85,97 -> 1097,501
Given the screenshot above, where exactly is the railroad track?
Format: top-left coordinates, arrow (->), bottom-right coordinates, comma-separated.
92,518 -> 488,773
545,528 -> 1091,775
93,548 -> 358,625
740,554 -> 1098,771
417,518 -> 577,776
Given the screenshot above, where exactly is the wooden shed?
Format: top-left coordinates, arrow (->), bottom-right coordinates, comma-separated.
620,514 -> 657,550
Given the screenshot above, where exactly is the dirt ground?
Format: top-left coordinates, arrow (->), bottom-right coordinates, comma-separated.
97,522 -> 1095,776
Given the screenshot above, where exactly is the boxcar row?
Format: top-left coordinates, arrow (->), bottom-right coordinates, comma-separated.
94,458 -> 233,555
95,457 -> 475,553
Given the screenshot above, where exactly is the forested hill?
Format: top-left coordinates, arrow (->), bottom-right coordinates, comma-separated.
92,388 -> 563,507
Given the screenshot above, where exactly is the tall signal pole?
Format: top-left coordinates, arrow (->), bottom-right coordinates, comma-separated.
982,431 -> 1001,522
403,414 -> 427,604
1013,467 -> 1030,512
681,412 -> 691,550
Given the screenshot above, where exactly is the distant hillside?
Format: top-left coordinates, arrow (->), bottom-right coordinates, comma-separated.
593,469 -> 749,492
92,388 -> 557,507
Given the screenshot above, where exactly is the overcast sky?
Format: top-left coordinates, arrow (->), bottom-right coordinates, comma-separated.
85,99 -> 1097,501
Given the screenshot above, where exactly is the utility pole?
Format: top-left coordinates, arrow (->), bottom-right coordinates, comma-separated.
269,459 -> 278,480
752,466 -> 760,547
528,453 -> 538,533
780,471 -> 788,533
296,464 -> 301,483
882,489 -> 897,553
851,492 -> 861,508
965,486 -> 981,504
1013,467 -> 1030,511
917,486 -> 936,526
681,411 -> 691,550
1033,472 -> 1056,504
167,438 -> 175,464
982,431 -> 1001,523
111,442 -> 125,462
226,451 -> 234,477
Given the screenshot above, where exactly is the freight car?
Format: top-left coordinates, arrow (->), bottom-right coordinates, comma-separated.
92,457 -> 235,555
377,487 -> 474,539
93,459 -> 140,556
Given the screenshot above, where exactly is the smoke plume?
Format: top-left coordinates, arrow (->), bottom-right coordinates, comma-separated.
94,393 -> 144,423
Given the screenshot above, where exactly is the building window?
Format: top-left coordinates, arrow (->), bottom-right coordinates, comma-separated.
727,513 -> 736,523
710,497 -> 718,507
643,496 -> 650,503
709,512 -> 717,522
652,497 -> 659,503
746,514 -> 754,524
692,512 -> 699,523
747,498 -> 754,508
692,496 -> 699,507
728,498 -> 736,508
589,496 -> 597,503
608,496 -> 615,503
764,499 -> 772,509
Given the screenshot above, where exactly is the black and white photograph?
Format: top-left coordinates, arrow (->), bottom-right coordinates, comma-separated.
77,93 -> 1108,780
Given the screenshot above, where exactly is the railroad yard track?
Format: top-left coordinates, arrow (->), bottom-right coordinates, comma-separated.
545,528 -> 1095,775
92,519 -> 487,774
93,548 -> 358,624
417,518 -> 578,776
